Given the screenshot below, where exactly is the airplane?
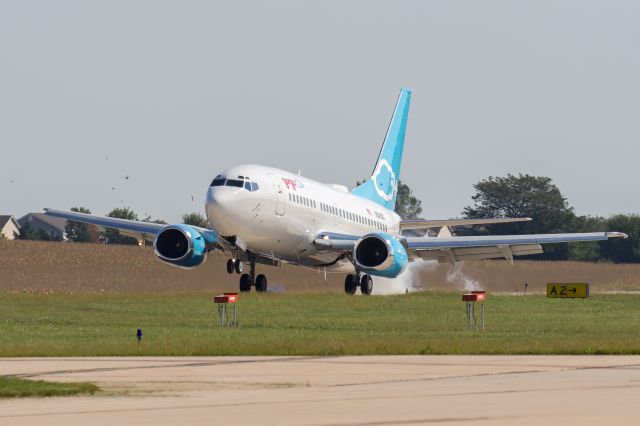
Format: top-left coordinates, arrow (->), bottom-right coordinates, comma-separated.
44,88 -> 627,295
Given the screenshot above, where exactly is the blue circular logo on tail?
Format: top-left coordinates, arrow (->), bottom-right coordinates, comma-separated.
372,159 -> 397,202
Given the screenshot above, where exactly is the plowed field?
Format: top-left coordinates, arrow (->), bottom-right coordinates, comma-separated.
2,240 -> 639,294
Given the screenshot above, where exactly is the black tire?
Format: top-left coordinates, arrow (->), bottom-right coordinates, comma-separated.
235,260 -> 244,274
344,274 -> 357,295
239,274 -> 252,292
255,274 -> 268,292
360,274 -> 373,295
226,259 -> 235,274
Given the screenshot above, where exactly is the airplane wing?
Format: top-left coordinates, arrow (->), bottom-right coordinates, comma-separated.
314,231 -> 628,264
44,208 -> 217,245
400,217 -> 532,231
405,232 -> 627,264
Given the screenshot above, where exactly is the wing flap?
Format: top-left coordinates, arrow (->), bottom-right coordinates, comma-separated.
409,232 -> 626,263
406,232 -> 626,250
416,244 -> 543,263
400,217 -> 532,231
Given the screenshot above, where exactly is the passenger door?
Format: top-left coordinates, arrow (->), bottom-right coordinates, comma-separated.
267,173 -> 286,216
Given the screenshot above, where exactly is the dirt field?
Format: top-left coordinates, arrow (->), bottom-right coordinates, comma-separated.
1,240 -> 639,294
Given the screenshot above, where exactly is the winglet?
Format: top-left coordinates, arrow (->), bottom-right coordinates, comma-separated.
606,232 -> 628,239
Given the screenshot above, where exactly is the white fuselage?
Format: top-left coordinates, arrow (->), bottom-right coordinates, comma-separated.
205,165 -> 401,271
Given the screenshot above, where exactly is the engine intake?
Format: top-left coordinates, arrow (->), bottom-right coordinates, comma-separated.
353,233 -> 408,278
153,224 -> 207,269
355,235 -> 390,268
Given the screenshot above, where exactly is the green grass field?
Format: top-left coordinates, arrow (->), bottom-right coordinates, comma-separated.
1,292 -> 639,356
0,376 -> 99,398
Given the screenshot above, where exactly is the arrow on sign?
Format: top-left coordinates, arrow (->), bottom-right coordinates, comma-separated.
569,288 -> 577,295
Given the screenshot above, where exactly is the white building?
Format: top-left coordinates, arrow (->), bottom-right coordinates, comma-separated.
18,213 -> 67,241
0,215 -> 21,240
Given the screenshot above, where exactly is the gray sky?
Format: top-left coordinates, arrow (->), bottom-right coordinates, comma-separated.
1,1 -> 638,223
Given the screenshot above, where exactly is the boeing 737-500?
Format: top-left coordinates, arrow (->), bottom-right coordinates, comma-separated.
45,89 -> 627,294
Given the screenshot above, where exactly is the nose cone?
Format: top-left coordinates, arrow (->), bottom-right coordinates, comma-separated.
206,187 -> 245,235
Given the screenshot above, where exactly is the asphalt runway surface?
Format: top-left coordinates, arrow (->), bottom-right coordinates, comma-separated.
2,356 -> 640,425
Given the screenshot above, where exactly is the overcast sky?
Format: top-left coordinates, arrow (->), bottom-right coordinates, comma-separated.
1,1 -> 638,223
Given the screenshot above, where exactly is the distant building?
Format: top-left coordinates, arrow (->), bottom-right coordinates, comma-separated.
17,213 -> 67,241
0,215 -> 21,240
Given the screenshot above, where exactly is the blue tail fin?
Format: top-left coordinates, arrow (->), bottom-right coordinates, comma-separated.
352,88 -> 412,211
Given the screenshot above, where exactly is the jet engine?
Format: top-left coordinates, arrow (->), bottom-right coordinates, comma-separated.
353,232 -> 409,278
153,224 -> 208,269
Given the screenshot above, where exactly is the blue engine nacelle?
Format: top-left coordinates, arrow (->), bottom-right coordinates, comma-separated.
153,224 -> 208,269
353,232 -> 409,278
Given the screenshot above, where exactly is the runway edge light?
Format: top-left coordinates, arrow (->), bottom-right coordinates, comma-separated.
214,293 -> 239,327
462,291 -> 486,331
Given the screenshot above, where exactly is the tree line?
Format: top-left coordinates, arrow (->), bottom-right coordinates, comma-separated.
397,175 -> 640,263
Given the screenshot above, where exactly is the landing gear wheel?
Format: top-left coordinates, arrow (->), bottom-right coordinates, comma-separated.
226,259 -> 235,274
235,260 -> 244,274
239,273 -> 252,292
255,274 -> 268,292
360,274 -> 373,295
344,274 -> 357,295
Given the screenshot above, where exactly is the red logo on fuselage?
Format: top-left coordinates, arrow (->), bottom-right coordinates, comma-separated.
282,178 -> 298,190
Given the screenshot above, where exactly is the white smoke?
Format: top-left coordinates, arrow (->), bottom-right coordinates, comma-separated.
372,259 -> 437,295
446,263 -> 481,291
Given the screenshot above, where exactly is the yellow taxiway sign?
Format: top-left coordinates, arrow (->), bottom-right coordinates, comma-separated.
547,283 -> 589,298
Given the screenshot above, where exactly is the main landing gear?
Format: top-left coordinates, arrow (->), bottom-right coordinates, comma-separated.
344,273 -> 373,296
226,256 -> 267,293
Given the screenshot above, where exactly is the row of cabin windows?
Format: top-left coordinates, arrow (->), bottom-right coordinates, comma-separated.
287,192 -> 388,232
319,202 -> 388,232
289,192 -> 316,209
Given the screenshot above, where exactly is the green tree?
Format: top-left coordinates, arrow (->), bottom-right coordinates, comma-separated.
463,174 -> 576,260
181,212 -> 210,229
394,180 -> 423,219
568,215 -> 607,261
103,207 -> 139,245
599,214 -> 640,263
65,207 -> 100,243
18,223 -> 61,241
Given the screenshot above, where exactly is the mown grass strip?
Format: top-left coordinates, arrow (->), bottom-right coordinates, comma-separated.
0,376 -> 99,398
1,292 -> 640,356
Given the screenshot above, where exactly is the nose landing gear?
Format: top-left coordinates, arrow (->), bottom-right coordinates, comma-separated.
226,258 -> 244,274
344,272 -> 373,295
226,259 -> 235,274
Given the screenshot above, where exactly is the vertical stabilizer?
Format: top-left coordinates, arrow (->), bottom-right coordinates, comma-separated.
352,88 -> 412,210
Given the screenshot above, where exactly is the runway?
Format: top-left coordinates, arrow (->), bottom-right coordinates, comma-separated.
1,356 -> 639,425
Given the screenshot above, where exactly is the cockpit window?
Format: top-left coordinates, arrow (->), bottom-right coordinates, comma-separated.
226,179 -> 244,187
212,176 -> 260,191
